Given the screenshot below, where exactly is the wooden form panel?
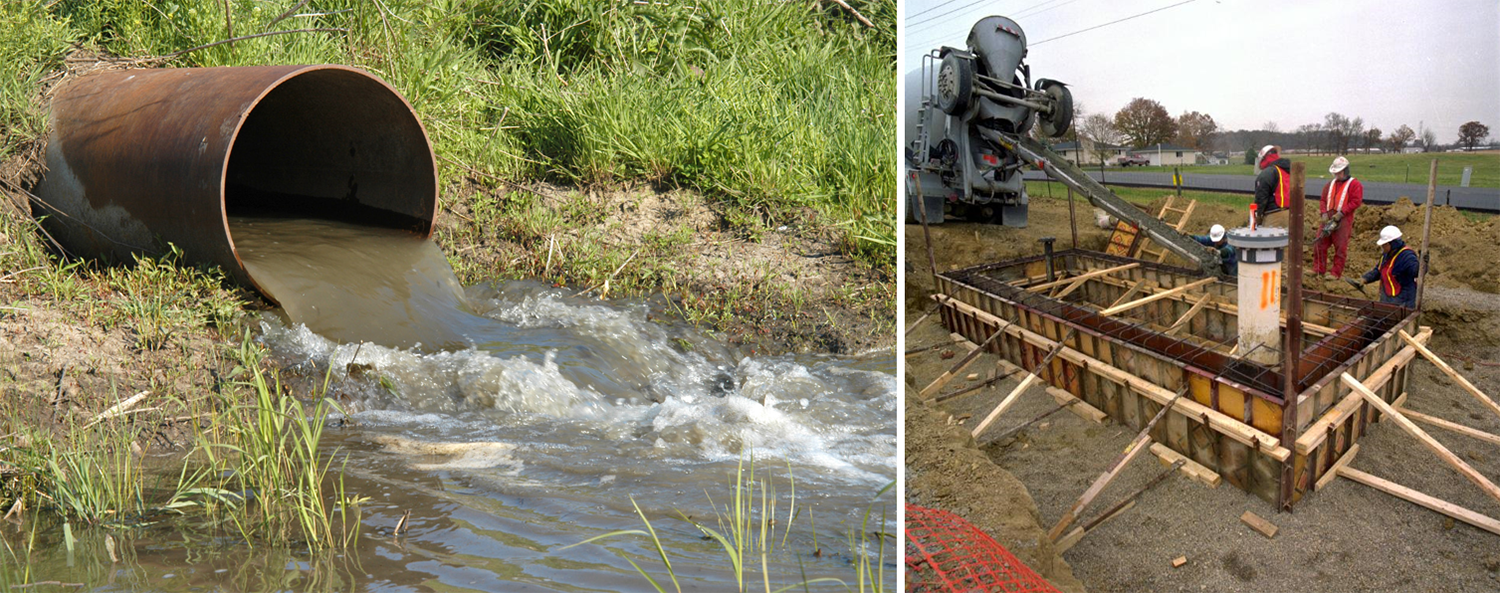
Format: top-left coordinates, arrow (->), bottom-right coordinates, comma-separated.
935,288 -> 1287,503
1288,324 -> 1426,504
936,252 -> 1417,508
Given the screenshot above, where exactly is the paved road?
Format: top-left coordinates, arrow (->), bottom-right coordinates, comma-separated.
1023,170 -> 1500,213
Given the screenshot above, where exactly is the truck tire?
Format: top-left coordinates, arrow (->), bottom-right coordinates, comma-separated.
1036,79 -> 1072,138
935,53 -> 974,115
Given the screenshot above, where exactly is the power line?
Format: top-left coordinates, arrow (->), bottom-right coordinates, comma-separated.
900,0 -> 972,22
1011,0 -> 1069,19
905,0 -> 1008,29
1015,0 -> 1087,19
1032,0 -> 1201,46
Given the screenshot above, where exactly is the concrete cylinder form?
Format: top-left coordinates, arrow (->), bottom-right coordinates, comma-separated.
1227,227 -> 1290,365
31,65 -> 437,302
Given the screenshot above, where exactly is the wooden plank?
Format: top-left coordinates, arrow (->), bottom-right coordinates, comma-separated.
1295,327 -> 1431,454
1048,388 -> 1187,541
1054,501 -> 1133,554
1107,279 -> 1151,309
1239,511 -> 1278,538
1341,373 -> 1500,507
1025,263 -> 1140,293
1150,442 -> 1221,487
935,294 -> 1291,461
1100,277 -> 1218,318
1172,556 -> 1188,568
971,374 -> 1041,438
1090,275 -> 1338,336
1049,386 -> 1108,424
1338,466 -> 1500,537
1166,294 -> 1211,335
1398,408 -> 1500,447
1400,330 -> 1500,421
971,338 -> 1070,437
1314,443 -> 1360,492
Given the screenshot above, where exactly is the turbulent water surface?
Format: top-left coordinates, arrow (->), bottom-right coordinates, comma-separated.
13,216 -> 896,591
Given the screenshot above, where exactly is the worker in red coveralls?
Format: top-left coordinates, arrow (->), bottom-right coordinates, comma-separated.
1253,145 -> 1292,227
1312,156 -> 1362,278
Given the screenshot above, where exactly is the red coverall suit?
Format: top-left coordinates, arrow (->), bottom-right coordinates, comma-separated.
1313,176 -> 1362,278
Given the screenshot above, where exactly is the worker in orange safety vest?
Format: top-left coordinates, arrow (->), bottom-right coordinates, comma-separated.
1253,145 -> 1292,226
1349,225 -> 1419,308
1312,156 -> 1363,278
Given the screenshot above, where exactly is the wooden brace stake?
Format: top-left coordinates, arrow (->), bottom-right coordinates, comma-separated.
1341,373 -> 1500,507
1048,387 -> 1188,541
920,326 -> 1006,399
971,330 -> 1074,438
1339,466 -> 1500,537
1400,330 -> 1500,421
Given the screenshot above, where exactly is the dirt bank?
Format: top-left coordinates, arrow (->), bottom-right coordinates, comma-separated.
904,374 -> 1086,593
905,191 -> 1500,592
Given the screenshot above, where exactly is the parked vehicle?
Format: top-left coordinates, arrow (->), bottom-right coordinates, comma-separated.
1114,154 -> 1150,167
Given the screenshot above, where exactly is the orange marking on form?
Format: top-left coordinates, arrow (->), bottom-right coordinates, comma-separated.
1261,271 -> 1270,310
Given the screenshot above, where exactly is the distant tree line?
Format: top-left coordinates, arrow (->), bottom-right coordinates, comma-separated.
1063,97 -> 1492,166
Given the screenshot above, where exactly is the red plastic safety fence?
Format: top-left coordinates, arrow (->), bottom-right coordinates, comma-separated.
905,504 -> 1061,593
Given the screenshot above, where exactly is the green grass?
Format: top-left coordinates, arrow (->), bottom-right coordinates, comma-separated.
1027,180 -> 1252,210
1123,151 -> 1499,188
2,0 -> 893,267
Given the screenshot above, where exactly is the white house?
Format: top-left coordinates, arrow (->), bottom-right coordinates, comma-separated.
1132,143 -> 1200,166
1053,140 -> 1128,166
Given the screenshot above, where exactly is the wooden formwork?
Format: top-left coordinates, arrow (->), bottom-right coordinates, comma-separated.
935,249 -> 1421,507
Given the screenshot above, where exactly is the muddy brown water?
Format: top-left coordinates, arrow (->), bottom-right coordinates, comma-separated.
7,216 -> 896,591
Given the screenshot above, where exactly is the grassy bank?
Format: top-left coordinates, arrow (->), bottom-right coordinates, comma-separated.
1122,151 -> 1498,188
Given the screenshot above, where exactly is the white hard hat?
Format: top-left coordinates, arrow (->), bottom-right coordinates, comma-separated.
1209,224 -> 1225,242
1257,145 -> 1277,161
1377,225 -> 1402,245
1329,156 -> 1350,174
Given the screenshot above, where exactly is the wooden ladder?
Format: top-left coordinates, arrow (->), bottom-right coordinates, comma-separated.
1137,195 -> 1198,262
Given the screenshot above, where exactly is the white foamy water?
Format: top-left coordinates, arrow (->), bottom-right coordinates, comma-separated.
257,283 -> 896,488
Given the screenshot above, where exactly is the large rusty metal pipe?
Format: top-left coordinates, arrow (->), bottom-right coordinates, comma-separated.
32,65 -> 437,301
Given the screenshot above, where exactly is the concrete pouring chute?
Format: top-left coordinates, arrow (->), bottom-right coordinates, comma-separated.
30,65 -> 438,303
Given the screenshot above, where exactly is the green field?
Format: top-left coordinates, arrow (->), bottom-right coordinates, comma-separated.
1125,151 -> 1499,188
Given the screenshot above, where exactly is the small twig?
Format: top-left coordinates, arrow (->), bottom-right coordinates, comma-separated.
579,247 -> 643,299
829,0 -> 874,27
544,234 -> 556,276
161,28 -> 347,60
263,0 -> 311,31
0,267 -> 43,283
83,391 -> 150,429
220,0 -> 234,45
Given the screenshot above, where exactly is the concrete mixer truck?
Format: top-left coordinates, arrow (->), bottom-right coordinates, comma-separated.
906,15 -> 1219,273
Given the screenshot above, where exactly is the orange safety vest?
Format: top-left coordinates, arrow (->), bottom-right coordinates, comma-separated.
1274,166 -> 1291,208
1380,246 -> 1414,297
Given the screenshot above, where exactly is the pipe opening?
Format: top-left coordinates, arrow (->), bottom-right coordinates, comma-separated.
224,68 -> 436,234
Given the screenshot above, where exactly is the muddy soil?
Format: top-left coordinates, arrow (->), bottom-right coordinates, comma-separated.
905,192 -> 1500,592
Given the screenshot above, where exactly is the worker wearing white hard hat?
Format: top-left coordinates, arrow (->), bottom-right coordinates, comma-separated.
1192,223 -> 1236,275
1349,225 -> 1419,307
1313,155 -> 1363,279
1253,145 -> 1292,226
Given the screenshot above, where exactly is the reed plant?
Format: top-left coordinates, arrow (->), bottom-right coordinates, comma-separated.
560,451 -> 895,592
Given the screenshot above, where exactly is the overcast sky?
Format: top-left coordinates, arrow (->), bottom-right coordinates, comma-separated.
901,0 -> 1499,141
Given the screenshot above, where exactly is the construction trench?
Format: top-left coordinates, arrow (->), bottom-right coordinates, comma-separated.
905,169 -> 1500,591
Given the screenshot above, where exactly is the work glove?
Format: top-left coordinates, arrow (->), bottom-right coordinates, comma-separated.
1344,278 -> 1363,290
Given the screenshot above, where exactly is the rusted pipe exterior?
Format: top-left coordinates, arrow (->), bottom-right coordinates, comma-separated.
32,65 -> 437,301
